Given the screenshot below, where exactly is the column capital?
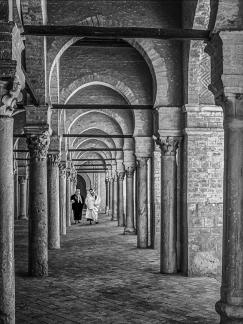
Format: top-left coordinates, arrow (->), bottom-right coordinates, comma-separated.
155,136 -> 180,156
18,176 -> 26,184
47,153 -> 60,166
26,129 -> 50,161
125,166 -> 135,177
66,169 -> 71,179
59,162 -> 66,177
222,93 -> 243,129
118,172 -> 125,181
113,172 -> 118,182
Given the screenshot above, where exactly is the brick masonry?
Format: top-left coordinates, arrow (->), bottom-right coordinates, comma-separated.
182,105 -> 224,277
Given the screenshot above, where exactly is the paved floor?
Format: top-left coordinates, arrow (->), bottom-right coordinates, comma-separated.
15,214 -> 220,324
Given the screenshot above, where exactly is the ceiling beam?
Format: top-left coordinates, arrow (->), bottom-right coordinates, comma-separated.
63,134 -> 132,138
69,148 -> 122,152
22,25 -> 210,40
52,104 -> 152,110
72,158 -> 116,161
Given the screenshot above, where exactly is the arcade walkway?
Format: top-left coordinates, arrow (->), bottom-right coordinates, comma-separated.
15,215 -> 220,324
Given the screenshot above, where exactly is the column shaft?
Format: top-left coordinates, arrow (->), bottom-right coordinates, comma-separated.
124,167 -> 136,234
118,173 -> 125,226
108,178 -> 113,219
0,116 -> 15,323
47,154 -> 60,249
136,158 -> 148,248
216,95 -> 243,323
27,131 -> 50,277
59,166 -> 66,235
14,170 -> 19,220
158,137 -> 179,274
66,172 -> 71,227
105,179 -> 109,214
112,174 -> 118,221
18,176 -> 27,220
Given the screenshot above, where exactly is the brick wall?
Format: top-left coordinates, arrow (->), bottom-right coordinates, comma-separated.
182,105 -> 224,277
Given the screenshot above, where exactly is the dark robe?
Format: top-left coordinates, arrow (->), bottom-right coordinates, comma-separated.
71,194 -> 84,221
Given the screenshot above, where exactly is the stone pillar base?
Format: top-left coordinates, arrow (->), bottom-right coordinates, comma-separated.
124,227 -> 136,235
216,300 -> 243,324
18,215 -> 28,220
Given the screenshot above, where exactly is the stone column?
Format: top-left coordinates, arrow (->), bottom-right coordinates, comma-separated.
136,157 -> 149,248
47,154 -> 60,250
66,170 -> 71,227
118,172 -> 125,226
18,176 -> 27,220
14,167 -> 19,220
157,136 -> 179,274
26,130 -> 50,277
105,177 -> 110,214
0,112 -> 15,323
124,166 -> 136,234
59,164 -> 66,235
108,177 -> 113,219
215,94 -> 243,323
112,173 -> 118,221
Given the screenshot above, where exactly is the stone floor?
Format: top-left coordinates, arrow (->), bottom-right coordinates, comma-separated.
15,214 -> 220,324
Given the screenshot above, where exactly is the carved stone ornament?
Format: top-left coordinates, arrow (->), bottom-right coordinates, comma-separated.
59,163 -> 66,177
125,166 -> 135,178
156,136 -> 180,156
137,157 -> 148,168
66,169 -> 71,179
26,131 -> 50,160
113,172 -> 118,181
0,76 -> 22,117
118,172 -> 125,181
47,153 -> 60,166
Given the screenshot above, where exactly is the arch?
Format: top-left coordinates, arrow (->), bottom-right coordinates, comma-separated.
77,174 -> 88,199
60,78 -> 137,106
47,15 -> 168,106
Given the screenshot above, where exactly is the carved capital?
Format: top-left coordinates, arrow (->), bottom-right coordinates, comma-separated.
47,153 -> 60,166
125,166 -> 135,178
118,172 -> 125,181
26,131 -> 50,161
156,136 -> 180,156
18,176 -> 26,184
59,163 -> 66,177
66,169 -> 71,179
113,172 -> 118,182
136,157 -> 148,168
0,76 -> 22,117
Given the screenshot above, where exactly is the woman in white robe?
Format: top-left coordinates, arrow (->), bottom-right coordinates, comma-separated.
85,189 -> 100,224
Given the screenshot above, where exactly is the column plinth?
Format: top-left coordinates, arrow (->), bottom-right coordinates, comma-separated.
215,94 -> 243,324
47,154 -> 60,249
26,130 -> 50,277
112,173 -> 118,221
18,176 -> 27,220
59,164 -> 66,235
136,157 -> 149,248
124,166 -> 136,234
118,172 -> 125,227
157,136 -> 179,274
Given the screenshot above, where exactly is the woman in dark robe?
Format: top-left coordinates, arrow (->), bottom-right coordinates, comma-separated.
71,189 -> 84,224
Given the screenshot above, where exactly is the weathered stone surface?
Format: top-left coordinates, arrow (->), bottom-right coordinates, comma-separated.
124,166 -> 136,235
